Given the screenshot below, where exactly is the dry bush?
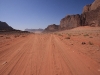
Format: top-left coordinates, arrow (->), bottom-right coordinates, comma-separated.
67,34 -> 71,37
0,35 -> 3,37
88,41 -> 94,45
89,36 -> 93,38
6,36 -> 11,39
58,34 -> 62,36
22,35 -> 25,37
65,37 -> 70,39
84,34 -> 89,36
14,35 -> 20,38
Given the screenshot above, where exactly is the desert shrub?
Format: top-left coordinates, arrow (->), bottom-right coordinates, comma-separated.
14,35 -> 20,38
22,35 -> 25,37
88,41 -> 94,45
54,33 -> 57,35
84,34 -> 89,36
6,37 -> 11,39
97,33 -> 99,36
68,34 -> 71,36
65,37 -> 70,39
0,35 -> 3,37
78,34 -> 81,35
89,36 -> 93,38
58,34 -> 62,36
82,42 -> 86,45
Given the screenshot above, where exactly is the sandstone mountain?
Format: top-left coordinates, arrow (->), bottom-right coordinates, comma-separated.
81,6 -> 100,26
91,0 -> 100,10
44,24 -> 59,32
60,14 -> 81,29
82,0 -> 100,13
0,21 -> 14,31
44,0 -> 100,32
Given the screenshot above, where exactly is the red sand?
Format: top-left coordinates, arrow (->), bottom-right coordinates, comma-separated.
0,27 -> 100,75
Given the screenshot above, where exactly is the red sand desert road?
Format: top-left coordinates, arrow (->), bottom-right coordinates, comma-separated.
0,34 -> 100,75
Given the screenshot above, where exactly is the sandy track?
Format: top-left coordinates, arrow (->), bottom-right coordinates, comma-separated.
0,34 -> 100,75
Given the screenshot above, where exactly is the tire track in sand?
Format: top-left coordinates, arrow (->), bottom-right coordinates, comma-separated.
0,34 -> 100,75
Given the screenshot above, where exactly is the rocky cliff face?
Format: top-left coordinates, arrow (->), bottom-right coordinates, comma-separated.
91,0 -> 100,10
44,24 -> 59,32
59,0 -> 100,29
81,6 -> 100,26
60,14 -> 81,29
82,4 -> 91,13
81,0 -> 100,26
44,0 -> 100,32
0,21 -> 14,31
82,0 -> 100,13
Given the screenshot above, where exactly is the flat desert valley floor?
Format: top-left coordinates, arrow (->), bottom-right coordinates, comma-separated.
0,27 -> 100,75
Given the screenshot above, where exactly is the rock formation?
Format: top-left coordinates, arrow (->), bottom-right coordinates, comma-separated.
60,0 -> 100,28
82,0 -> 100,13
60,14 -> 81,29
82,4 -> 91,13
44,0 -> 100,32
91,0 -> 100,10
44,24 -> 59,32
0,21 -> 14,31
81,0 -> 100,26
81,6 -> 100,26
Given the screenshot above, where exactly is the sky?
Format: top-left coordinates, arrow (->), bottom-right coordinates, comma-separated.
0,0 -> 94,30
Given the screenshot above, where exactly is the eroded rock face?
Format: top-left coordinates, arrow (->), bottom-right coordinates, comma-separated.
44,24 -> 59,32
60,0 -> 100,29
82,4 -> 91,13
81,0 -> 100,26
81,6 -> 100,26
60,14 -> 81,29
82,0 -> 100,13
44,0 -> 100,32
91,0 -> 100,10
0,21 -> 14,31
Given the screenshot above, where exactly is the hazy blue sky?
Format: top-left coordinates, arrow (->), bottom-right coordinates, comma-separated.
0,0 -> 94,30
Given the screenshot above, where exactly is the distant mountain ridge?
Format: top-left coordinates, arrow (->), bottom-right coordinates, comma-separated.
0,21 -> 14,31
25,28 -> 44,33
0,21 -> 29,33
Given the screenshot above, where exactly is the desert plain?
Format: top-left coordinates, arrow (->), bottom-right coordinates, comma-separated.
0,26 -> 100,75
